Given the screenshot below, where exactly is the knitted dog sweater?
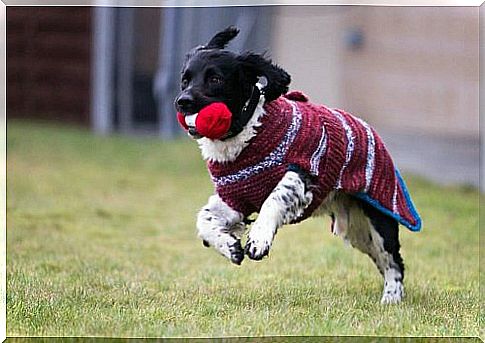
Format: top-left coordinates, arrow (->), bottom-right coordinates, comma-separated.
207,91 -> 422,231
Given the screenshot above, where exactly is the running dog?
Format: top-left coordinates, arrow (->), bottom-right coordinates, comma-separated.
174,26 -> 421,304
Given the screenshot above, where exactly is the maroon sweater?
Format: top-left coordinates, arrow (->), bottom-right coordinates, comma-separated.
207,91 -> 421,231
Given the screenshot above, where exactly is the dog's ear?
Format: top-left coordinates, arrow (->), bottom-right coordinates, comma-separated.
206,26 -> 240,50
237,52 -> 291,102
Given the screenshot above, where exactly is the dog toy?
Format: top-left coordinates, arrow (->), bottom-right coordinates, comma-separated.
177,102 -> 232,140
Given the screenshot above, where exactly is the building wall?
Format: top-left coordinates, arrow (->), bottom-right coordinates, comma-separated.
271,6 -> 346,109
271,6 -> 479,138
340,6 -> 478,137
7,7 -> 92,125
8,6 -> 478,137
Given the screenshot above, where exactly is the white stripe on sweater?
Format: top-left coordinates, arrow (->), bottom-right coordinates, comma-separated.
392,182 -> 399,214
212,99 -> 302,187
356,117 -> 376,192
310,126 -> 327,176
332,109 -> 354,189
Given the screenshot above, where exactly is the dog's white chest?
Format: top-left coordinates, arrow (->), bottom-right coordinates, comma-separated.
197,98 -> 265,163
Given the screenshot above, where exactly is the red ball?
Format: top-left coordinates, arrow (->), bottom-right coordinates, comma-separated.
177,112 -> 189,130
176,102 -> 232,140
197,102 -> 232,139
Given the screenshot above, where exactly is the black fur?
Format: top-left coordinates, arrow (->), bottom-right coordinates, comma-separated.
205,26 -> 240,50
236,52 -> 291,102
229,238 -> 244,265
360,200 -> 405,280
287,164 -> 315,193
174,26 -> 291,137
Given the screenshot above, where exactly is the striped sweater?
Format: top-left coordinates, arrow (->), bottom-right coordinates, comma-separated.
207,91 -> 422,231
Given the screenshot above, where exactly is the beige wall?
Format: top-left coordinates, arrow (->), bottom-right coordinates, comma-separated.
271,6 -> 346,108
271,6 -> 479,138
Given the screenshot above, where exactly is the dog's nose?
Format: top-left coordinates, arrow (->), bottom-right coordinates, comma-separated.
176,94 -> 195,111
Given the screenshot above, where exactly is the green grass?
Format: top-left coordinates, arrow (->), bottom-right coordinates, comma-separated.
7,121 -> 480,338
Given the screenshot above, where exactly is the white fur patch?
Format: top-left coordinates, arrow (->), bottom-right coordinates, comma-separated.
197,95 -> 266,163
381,268 -> 404,304
245,171 -> 313,260
313,194 -> 404,304
196,194 -> 245,262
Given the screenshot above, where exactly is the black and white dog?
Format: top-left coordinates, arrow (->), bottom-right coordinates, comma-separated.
175,26 -> 410,304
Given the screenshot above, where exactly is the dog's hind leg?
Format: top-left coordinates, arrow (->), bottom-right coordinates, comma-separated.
245,166 -> 313,260
197,194 -> 246,265
340,198 -> 405,304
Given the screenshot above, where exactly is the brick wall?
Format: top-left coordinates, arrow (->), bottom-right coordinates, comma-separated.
7,7 -> 92,125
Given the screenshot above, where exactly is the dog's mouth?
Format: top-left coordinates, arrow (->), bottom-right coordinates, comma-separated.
181,112 -> 204,139
177,99 -> 234,140
188,128 -> 203,139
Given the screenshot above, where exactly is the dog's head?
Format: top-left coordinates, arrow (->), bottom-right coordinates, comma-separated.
174,26 -> 291,139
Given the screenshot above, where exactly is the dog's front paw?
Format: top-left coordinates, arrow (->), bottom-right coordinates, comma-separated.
244,225 -> 273,260
228,239 -> 245,265
245,239 -> 270,260
205,235 -> 245,265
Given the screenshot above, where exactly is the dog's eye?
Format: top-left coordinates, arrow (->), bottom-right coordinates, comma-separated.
181,79 -> 189,90
209,76 -> 223,85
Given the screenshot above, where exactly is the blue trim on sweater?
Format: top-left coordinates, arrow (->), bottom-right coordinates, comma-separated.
354,168 -> 422,232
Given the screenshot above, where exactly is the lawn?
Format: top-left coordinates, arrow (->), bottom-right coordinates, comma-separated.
6,121 -> 480,338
